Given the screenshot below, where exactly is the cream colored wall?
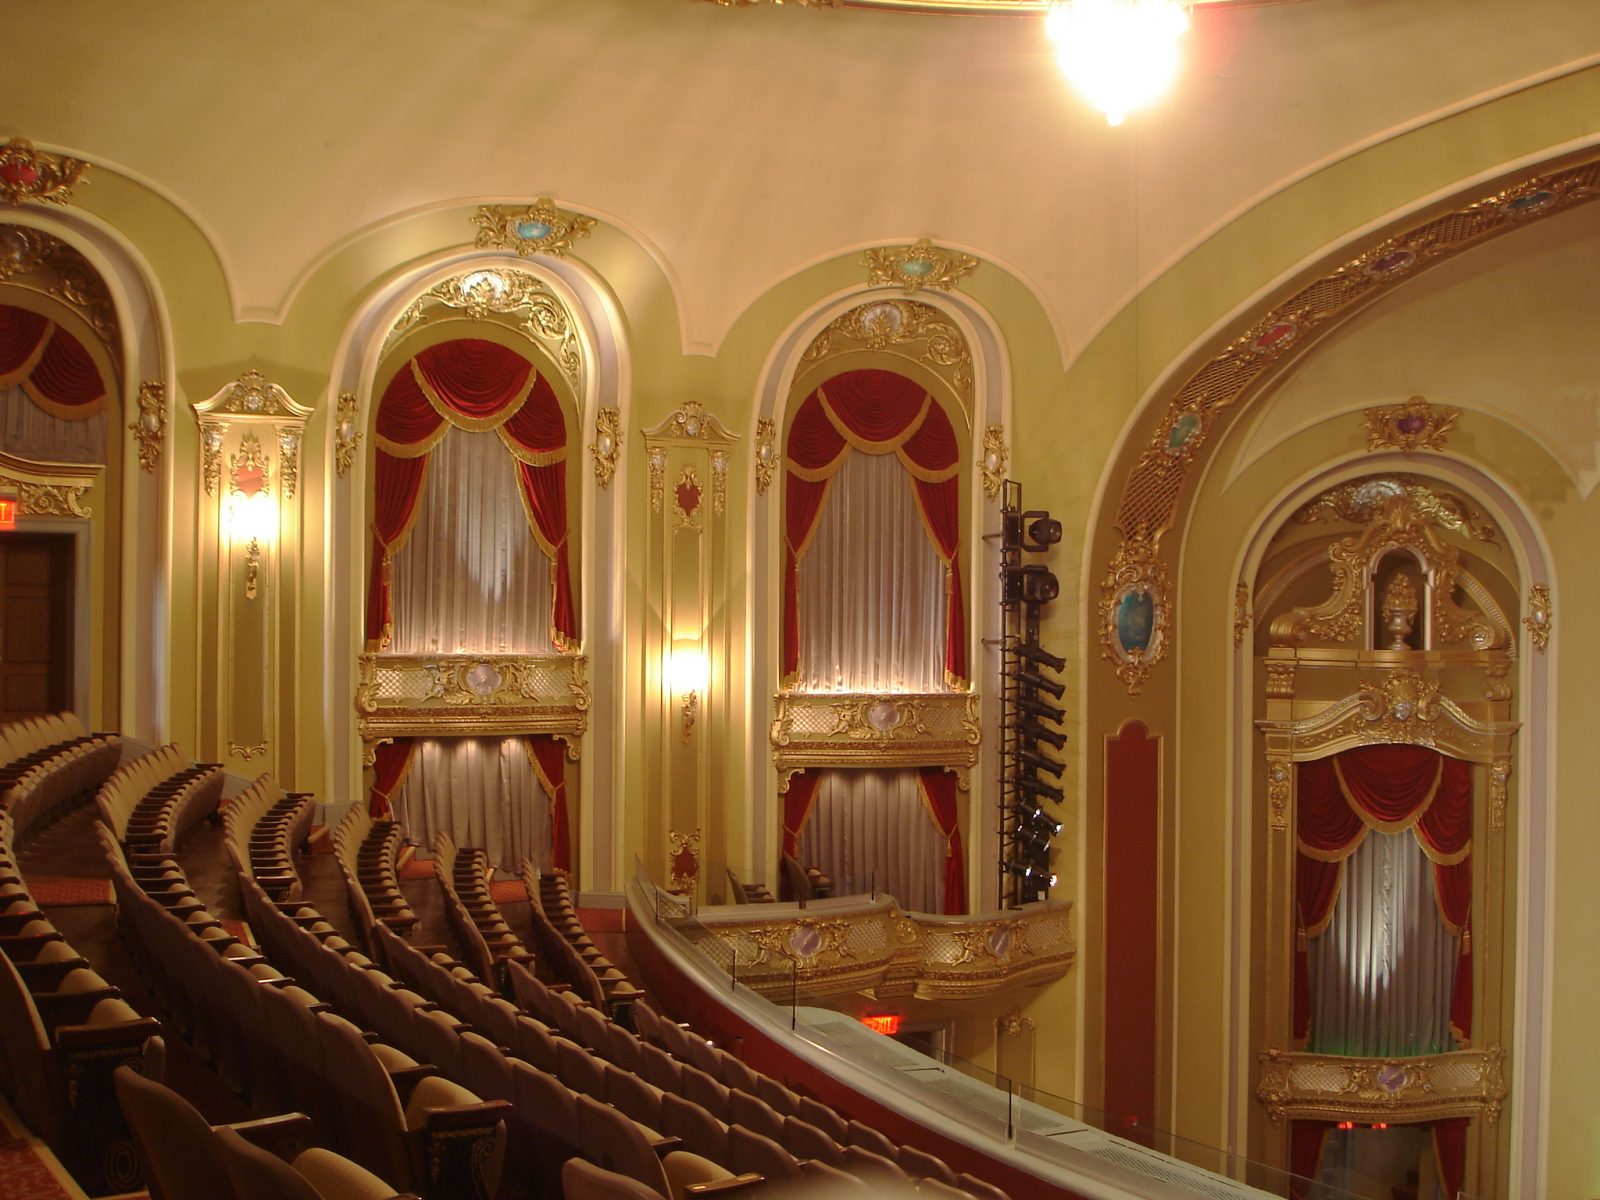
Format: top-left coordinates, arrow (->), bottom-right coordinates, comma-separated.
28,54 -> 1600,1196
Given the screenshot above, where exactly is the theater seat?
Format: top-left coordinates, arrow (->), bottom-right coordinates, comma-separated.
213,1126 -> 419,1200
562,1158 -> 662,1200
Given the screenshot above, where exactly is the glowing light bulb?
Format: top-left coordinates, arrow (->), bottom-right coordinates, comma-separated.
1046,0 -> 1190,127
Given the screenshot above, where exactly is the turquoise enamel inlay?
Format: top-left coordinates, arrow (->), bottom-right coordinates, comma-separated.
516,220 -> 553,240
1166,412 -> 1201,452
1116,589 -> 1156,654
899,257 -> 935,277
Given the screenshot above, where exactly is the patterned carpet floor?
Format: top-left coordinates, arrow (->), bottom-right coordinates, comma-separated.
0,1093 -> 92,1200
21,875 -> 113,906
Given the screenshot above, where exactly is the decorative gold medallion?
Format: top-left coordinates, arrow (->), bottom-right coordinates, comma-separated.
863,238 -> 978,294
1363,396 -> 1459,453
980,425 -> 1008,500
754,418 -> 777,496
1234,581 -> 1252,648
473,199 -> 596,259
1522,583 -> 1552,653
0,138 -> 89,206
334,392 -> 362,479
1098,539 -> 1171,696
590,407 -> 621,489
129,381 -> 166,474
802,298 -> 973,412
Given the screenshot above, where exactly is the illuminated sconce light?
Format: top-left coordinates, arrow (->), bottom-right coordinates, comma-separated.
669,640 -> 708,742
227,436 -> 276,601
1046,0 -> 1191,127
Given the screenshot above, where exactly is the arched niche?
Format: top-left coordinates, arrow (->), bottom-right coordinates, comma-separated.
746,286 -> 1013,911
326,243 -> 632,890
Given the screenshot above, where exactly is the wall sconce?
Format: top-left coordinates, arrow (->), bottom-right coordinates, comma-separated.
227,432 -> 276,601
669,641 -> 708,742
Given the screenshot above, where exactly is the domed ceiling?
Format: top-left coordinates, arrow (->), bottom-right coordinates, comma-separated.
8,0 -> 1600,357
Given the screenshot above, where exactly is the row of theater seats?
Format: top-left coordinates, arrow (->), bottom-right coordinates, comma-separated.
432,831 -> 533,988
335,803 -> 418,937
523,860 -> 644,1017
105,801 -> 509,1200
116,1061 -> 421,1200
96,742 -> 224,853
0,711 -> 122,840
222,773 -> 314,902
0,807 -> 161,1195
362,896 -> 1002,1200
364,920 -> 758,1199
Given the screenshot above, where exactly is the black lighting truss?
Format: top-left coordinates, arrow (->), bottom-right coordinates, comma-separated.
994,480 -> 1067,909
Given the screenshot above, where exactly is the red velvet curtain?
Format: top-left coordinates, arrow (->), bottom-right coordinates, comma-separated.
1293,746 -> 1474,1043
918,767 -> 968,916
369,738 -> 416,818
1432,1118 -> 1468,1200
365,340 -> 575,648
1287,1121 -> 1330,1200
527,736 -> 571,873
0,304 -> 106,413
780,770 -> 824,861
782,369 -> 965,685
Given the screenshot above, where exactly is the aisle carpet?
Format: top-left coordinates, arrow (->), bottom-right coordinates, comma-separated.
26,876 -> 113,906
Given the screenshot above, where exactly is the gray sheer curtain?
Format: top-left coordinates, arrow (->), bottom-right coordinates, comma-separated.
1,382 -> 104,464
389,428 -> 553,655
392,737 -> 553,873
1308,829 -> 1460,1057
797,768 -> 945,914
795,450 -> 946,693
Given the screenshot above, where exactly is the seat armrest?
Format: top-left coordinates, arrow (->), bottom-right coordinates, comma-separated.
684,1175 -> 766,1196
217,1112 -> 314,1161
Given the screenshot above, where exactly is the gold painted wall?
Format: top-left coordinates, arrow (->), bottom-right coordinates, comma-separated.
16,59 -> 1600,1197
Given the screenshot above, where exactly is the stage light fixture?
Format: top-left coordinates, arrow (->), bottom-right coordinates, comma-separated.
1011,804 -> 1063,836
1007,862 -> 1057,888
1022,511 -> 1062,550
1018,748 -> 1064,779
1017,718 -> 1067,750
1018,695 -> 1066,724
1017,775 -> 1066,803
1005,667 -> 1065,700
1015,641 -> 1067,673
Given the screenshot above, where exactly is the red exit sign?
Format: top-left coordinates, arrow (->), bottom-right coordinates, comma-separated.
860,1013 -> 902,1036
0,497 -> 16,530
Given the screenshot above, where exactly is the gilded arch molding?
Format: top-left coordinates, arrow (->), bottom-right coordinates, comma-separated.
1099,152 -> 1600,694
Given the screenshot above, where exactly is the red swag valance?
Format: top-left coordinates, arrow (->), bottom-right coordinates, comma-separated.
365,339 -> 576,650
783,369 -> 966,686
0,304 -> 107,415
1293,745 -> 1473,1044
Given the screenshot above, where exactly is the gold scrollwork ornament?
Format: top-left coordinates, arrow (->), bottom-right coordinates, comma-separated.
863,238 -> 978,294
754,418 -> 777,495
590,407 -> 621,489
1363,395 -> 1460,453
1524,584 -> 1551,652
473,199 -> 596,258
129,381 -> 166,473
980,425 -> 1008,500
0,138 -> 89,205
334,392 -> 362,479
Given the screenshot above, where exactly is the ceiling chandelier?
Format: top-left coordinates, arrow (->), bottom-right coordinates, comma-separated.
713,0 -> 1198,127
1046,0 -> 1191,125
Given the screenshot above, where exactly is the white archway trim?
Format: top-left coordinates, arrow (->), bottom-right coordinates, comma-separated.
264,195 -> 688,351
1215,454 -> 1555,1200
